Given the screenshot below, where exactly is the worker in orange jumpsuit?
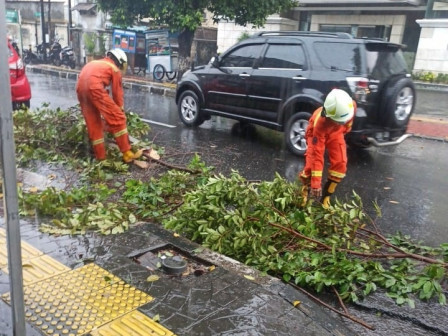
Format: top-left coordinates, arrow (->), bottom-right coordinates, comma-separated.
76,48 -> 142,163
299,89 -> 355,208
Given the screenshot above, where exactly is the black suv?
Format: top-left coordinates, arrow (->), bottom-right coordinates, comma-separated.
175,31 -> 416,156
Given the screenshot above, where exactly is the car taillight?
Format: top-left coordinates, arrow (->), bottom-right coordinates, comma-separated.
9,58 -> 25,78
346,77 -> 370,103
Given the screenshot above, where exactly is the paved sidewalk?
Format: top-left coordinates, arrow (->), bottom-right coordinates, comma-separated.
0,220 -> 354,336
407,114 -> 448,141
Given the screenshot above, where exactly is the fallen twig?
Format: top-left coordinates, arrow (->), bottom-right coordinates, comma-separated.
142,151 -> 199,174
291,283 -> 375,330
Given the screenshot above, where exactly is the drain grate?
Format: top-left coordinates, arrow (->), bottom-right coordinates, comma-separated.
132,244 -> 215,278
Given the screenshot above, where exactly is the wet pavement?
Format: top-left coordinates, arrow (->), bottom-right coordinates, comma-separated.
0,220 -> 355,335
1,65 -> 447,335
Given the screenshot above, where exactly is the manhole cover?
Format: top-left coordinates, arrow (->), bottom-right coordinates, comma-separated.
131,244 -> 215,278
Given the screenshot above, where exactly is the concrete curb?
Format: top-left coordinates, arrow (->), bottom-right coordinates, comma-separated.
26,64 -> 177,98
414,81 -> 448,92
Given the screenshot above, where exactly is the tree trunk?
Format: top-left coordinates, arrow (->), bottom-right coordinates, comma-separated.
177,29 -> 195,81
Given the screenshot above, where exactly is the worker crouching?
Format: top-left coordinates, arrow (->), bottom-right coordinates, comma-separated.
76,48 -> 142,163
299,89 -> 356,208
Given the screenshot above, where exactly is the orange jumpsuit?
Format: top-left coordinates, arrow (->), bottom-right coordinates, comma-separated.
300,106 -> 354,189
76,58 -> 130,160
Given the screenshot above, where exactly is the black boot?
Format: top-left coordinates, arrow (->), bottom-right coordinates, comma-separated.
321,179 -> 339,208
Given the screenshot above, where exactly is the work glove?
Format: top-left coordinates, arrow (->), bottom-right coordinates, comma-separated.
310,188 -> 322,199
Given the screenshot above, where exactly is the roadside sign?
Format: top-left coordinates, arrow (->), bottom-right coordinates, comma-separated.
35,12 -> 41,18
6,9 -> 18,23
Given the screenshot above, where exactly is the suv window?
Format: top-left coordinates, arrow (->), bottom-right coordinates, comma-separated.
314,42 -> 362,74
365,43 -> 408,80
220,44 -> 263,68
260,44 -> 306,69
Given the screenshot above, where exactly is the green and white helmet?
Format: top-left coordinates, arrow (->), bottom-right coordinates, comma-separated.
323,89 -> 354,124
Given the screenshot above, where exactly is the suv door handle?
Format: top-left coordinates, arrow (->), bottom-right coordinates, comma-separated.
239,73 -> 250,78
292,76 -> 307,80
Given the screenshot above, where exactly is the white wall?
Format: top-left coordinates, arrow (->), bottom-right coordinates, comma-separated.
414,19 -> 448,74
217,14 -> 298,53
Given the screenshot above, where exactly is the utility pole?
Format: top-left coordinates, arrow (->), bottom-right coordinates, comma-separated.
40,0 -> 46,61
0,2 -> 26,335
68,0 -> 73,46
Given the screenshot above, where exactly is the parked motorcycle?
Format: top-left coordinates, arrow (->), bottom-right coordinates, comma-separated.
23,42 -> 51,65
48,39 -> 62,65
59,46 -> 76,69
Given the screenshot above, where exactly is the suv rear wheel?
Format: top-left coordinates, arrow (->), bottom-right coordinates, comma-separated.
285,112 -> 311,156
178,90 -> 204,127
384,78 -> 415,128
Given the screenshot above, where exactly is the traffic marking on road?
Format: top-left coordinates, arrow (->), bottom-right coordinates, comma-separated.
140,118 -> 176,128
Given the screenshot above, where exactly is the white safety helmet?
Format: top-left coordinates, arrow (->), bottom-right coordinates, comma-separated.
107,48 -> 128,68
323,89 -> 354,124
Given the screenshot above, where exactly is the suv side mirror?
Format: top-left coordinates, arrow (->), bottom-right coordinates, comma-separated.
210,54 -> 220,68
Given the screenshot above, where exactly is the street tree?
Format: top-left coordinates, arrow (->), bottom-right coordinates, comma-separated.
96,0 -> 298,75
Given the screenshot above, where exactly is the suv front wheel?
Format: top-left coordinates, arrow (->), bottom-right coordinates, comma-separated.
285,112 -> 311,156
178,90 -> 204,127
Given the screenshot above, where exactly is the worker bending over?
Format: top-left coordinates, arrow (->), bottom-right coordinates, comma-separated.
299,89 -> 355,208
76,48 -> 142,163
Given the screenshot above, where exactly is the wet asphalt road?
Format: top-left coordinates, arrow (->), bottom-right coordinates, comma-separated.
28,72 -> 448,248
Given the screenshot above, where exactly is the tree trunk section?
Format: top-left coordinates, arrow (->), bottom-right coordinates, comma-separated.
177,29 -> 195,81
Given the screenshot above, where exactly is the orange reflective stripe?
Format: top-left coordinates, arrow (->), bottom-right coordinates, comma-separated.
113,128 -> 128,138
91,60 -> 119,73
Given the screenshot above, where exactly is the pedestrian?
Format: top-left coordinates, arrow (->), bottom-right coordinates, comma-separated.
76,48 -> 142,162
298,89 -> 355,208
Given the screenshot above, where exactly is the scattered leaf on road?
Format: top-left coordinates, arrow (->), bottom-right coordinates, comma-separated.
389,200 -> 400,204
208,265 -> 216,271
383,187 -> 391,190
173,233 -> 180,237
152,314 -> 160,322
29,186 -> 38,193
244,275 -> 255,281
293,300 -> 301,307
146,275 -> 160,282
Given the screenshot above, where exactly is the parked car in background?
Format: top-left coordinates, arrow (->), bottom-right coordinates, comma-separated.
8,39 -> 31,110
176,31 -> 416,155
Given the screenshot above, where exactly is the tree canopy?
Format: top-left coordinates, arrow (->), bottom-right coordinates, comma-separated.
97,0 -> 297,32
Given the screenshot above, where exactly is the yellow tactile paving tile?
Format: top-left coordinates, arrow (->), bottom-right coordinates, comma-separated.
2,264 -> 155,335
90,310 -> 175,336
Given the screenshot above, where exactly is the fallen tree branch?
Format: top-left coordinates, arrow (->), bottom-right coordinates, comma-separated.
290,283 -> 375,330
269,222 -> 446,265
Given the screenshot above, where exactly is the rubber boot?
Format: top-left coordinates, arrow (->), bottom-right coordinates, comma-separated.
321,179 -> 339,209
123,149 -> 143,163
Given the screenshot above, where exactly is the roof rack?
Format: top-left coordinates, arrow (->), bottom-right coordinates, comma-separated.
255,31 -> 353,39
